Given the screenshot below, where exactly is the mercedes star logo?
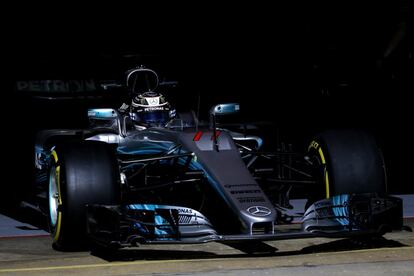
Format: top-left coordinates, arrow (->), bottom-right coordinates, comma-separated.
247,206 -> 272,217
148,98 -> 158,105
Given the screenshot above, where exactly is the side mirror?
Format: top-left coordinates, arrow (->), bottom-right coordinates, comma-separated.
210,103 -> 240,116
88,108 -> 119,119
88,108 -> 121,135
209,103 -> 240,152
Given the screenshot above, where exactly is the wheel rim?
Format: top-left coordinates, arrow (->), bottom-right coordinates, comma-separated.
49,165 -> 59,228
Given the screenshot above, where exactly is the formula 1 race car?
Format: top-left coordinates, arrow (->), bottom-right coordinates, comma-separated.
33,67 -> 403,251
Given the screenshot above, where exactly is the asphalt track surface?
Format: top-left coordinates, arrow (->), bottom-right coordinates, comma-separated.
0,196 -> 413,275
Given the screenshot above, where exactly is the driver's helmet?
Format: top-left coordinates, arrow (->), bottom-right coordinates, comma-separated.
130,91 -> 175,127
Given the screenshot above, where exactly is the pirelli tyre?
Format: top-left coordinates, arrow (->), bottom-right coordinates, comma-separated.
48,141 -> 120,251
307,129 -> 386,204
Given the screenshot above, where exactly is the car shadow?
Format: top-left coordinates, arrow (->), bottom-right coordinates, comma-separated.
298,236 -> 407,254
92,237 -> 407,262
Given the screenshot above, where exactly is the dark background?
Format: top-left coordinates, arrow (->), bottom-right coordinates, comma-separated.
3,1 -> 413,196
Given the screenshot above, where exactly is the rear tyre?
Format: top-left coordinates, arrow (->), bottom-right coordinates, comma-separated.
48,141 -> 120,251
307,129 -> 386,205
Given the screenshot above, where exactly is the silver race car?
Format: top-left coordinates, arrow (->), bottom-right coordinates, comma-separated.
33,67 -> 402,251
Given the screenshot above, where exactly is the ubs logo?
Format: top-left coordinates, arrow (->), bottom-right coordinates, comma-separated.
247,206 -> 272,217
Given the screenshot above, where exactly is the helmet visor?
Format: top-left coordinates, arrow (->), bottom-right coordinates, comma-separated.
133,110 -> 170,126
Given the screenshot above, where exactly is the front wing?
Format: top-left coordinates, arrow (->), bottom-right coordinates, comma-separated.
86,194 -> 403,249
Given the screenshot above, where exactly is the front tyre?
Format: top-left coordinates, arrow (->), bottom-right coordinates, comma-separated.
307,129 -> 386,202
48,142 -> 120,250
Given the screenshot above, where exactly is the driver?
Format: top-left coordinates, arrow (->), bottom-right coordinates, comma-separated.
128,91 -> 175,127
119,66 -> 176,128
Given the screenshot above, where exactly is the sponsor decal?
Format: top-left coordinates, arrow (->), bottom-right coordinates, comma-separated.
144,106 -> 165,112
177,208 -> 193,214
308,140 -> 319,151
16,80 -> 97,93
230,189 -> 261,195
224,184 -> 258,188
238,197 -> 266,203
247,206 -> 272,217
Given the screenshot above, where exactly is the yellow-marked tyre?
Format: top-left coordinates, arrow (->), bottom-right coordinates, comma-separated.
47,141 -> 120,251
307,129 -> 386,206
48,150 -> 62,244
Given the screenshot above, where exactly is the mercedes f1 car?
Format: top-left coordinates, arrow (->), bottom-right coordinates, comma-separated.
33,68 -> 403,251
